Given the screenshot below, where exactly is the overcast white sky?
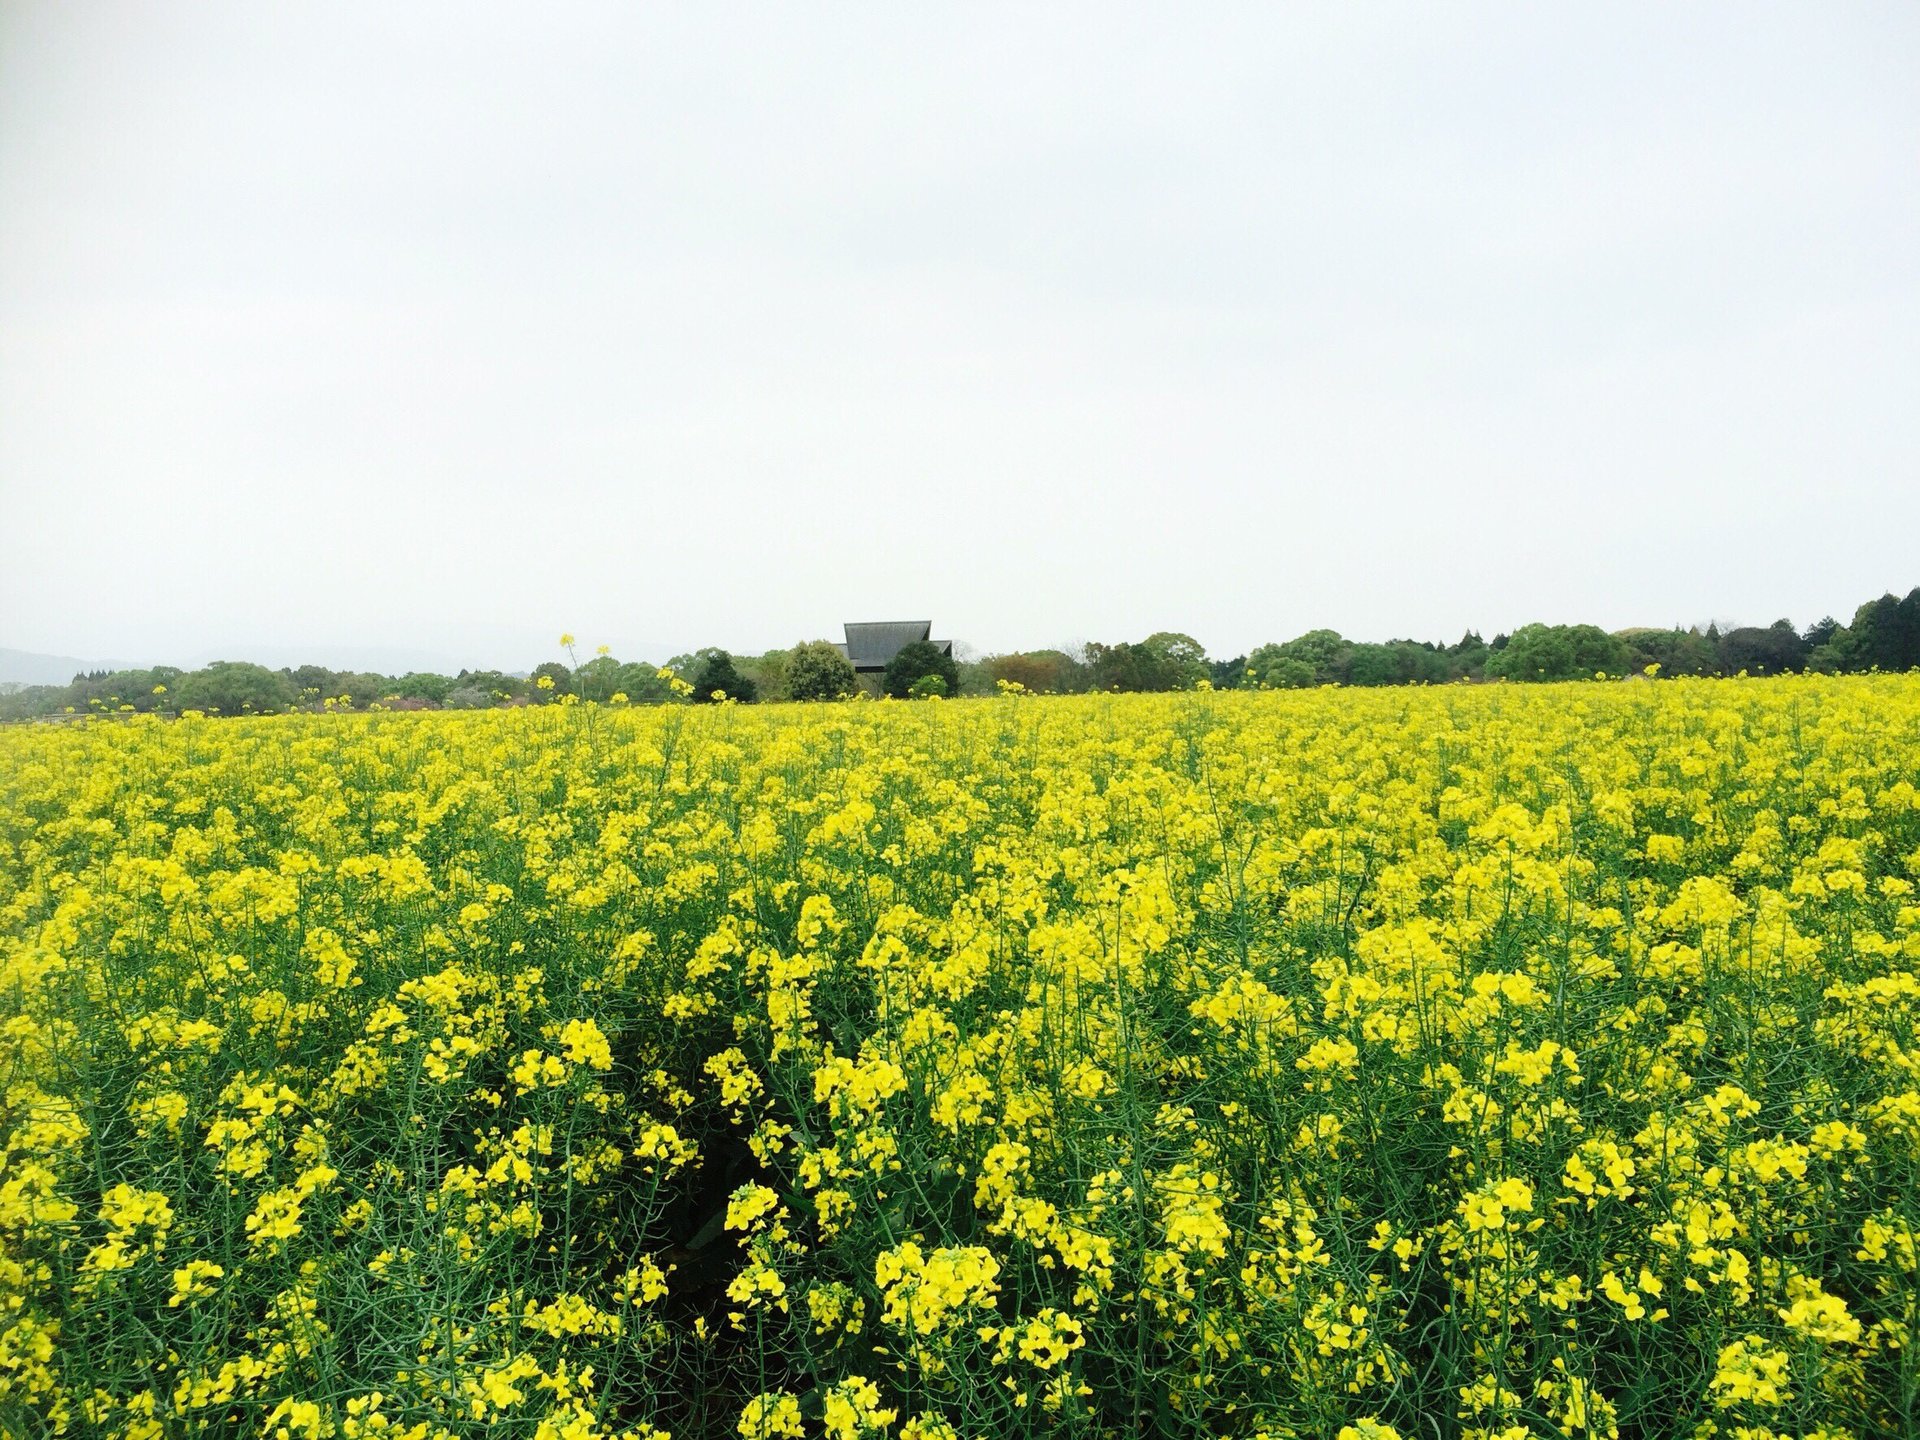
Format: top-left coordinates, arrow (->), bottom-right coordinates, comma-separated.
2,3 -> 1916,672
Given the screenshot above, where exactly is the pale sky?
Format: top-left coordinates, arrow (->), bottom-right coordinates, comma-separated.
3,3 -> 1917,672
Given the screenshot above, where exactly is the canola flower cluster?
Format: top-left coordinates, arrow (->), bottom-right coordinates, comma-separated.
2,677 -> 1919,1439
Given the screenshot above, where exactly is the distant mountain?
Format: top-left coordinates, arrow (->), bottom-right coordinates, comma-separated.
0,647 -> 149,686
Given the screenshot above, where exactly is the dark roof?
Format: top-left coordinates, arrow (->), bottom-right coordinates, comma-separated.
836,621 -> 949,673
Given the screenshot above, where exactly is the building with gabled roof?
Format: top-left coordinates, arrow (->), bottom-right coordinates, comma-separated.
834,621 -> 952,675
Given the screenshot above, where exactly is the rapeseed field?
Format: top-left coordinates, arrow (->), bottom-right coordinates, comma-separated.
3,679 -> 1917,1440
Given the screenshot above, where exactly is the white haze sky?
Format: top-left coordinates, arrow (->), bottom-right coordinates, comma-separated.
2,3 -> 1917,673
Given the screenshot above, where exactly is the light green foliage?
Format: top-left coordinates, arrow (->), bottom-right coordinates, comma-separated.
784,640 -> 857,702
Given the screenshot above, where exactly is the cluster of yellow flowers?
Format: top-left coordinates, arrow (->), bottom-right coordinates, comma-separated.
2,674 -> 1917,1438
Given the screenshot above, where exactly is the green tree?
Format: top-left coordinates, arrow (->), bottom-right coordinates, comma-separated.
610,662 -> 675,704
1083,642 -> 1157,692
457,669 -> 529,702
1141,631 -> 1209,688
883,641 -> 960,700
1840,589 -> 1920,671
1804,620 -> 1853,675
1250,654 -> 1315,689
389,671 -> 456,704
986,650 -> 1089,694
735,649 -> 793,703
58,666 -> 186,714
1484,624 -> 1628,682
1445,632 -> 1489,680
289,664 -> 336,695
572,655 -> 624,703
1246,630 -> 1349,688
1618,628 -> 1719,677
907,673 -> 948,699
693,649 -> 756,703
1717,621 -> 1808,676
1802,616 -> 1843,650
955,658 -> 995,696
1345,641 -> 1449,687
171,662 -> 296,716
529,661 -> 573,703
1208,655 -> 1248,689
785,641 -> 858,701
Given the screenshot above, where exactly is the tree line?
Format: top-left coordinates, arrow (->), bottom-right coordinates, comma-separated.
4,586 -> 1914,720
